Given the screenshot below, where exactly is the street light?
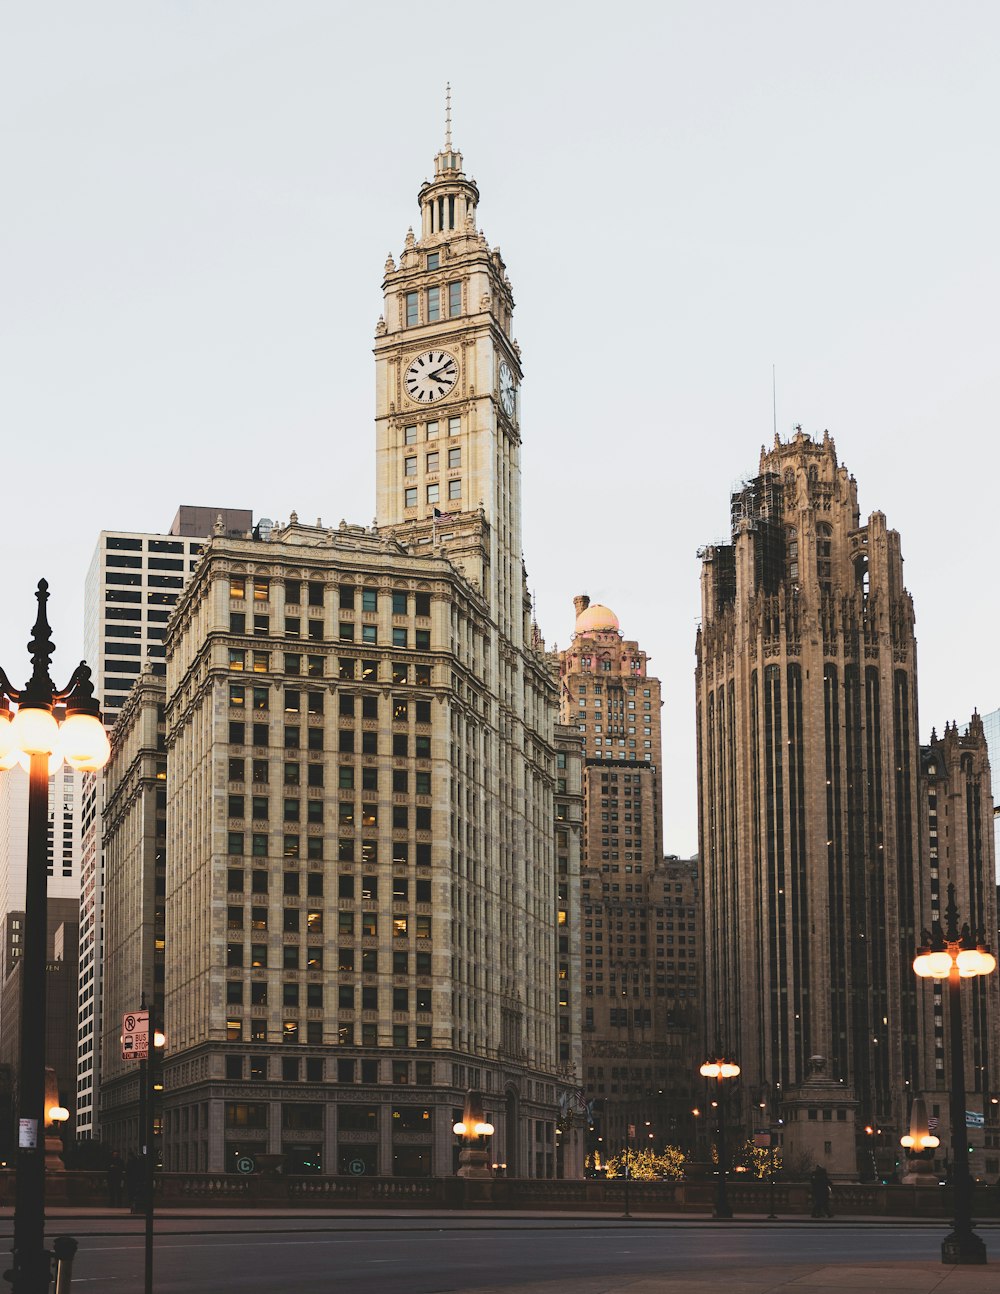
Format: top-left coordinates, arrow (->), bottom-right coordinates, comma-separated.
700,1057 -> 740,1220
0,580 -> 109,1293
453,1089 -> 494,1178
913,882 -> 996,1265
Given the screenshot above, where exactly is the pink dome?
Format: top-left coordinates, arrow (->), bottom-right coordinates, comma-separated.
575,603 -> 620,634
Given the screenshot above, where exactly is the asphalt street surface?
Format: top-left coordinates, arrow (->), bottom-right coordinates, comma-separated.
1,1218 -> 994,1293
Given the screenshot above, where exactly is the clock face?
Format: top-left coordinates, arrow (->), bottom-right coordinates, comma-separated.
404,351 -> 458,404
499,361 -> 516,418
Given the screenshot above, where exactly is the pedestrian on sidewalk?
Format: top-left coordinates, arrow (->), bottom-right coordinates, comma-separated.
106,1150 -> 125,1207
125,1152 -> 142,1213
809,1165 -> 833,1218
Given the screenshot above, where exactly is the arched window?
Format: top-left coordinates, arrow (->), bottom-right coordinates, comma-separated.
786,526 -> 799,585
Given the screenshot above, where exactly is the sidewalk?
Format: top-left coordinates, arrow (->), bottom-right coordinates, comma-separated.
454,1265 -> 999,1294
2,1204 -> 997,1225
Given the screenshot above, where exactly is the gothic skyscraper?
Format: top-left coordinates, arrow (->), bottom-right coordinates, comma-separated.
696,429 -> 921,1176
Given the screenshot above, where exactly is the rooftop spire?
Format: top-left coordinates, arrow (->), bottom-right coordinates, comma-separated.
445,82 -> 452,151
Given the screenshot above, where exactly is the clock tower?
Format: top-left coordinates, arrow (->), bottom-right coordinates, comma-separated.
374,103 -> 524,644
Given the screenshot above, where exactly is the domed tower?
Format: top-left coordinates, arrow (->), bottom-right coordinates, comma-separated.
557,594 -> 680,1156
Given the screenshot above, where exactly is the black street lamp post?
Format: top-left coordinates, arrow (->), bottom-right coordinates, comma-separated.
913,883 -> 997,1266
700,1057 -> 740,1220
0,581 -> 110,1293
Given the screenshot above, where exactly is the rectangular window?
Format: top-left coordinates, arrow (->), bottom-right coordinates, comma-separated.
448,479 -> 462,500
404,487 -> 417,508
426,252 -> 439,270
404,425 -> 417,445
427,286 -> 440,321
230,612 -> 246,634
447,447 -> 461,469
426,451 -> 439,473
404,456 -> 417,477
308,581 -> 324,607
229,650 -> 246,671
284,653 -> 301,675
448,416 -> 460,437
392,627 -> 407,648
426,484 -> 439,504
285,579 -> 301,605
252,652 -> 269,673
405,292 -> 418,326
448,281 -> 461,316
426,420 -> 439,440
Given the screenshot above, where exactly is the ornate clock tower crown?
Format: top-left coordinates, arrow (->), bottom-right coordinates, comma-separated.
418,82 -> 480,239
373,88 -> 525,643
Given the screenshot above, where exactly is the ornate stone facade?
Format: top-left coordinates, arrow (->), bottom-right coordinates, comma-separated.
555,598 -> 698,1159
146,126 -> 573,1177
916,718 -> 1000,1178
697,429 -> 921,1178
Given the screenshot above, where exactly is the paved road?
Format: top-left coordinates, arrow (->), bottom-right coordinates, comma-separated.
8,1219 -> 995,1293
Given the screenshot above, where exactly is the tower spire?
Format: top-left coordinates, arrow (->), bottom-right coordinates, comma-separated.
445,82 -> 452,151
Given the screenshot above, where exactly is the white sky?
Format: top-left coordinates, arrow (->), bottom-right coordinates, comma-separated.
2,2 -> 998,856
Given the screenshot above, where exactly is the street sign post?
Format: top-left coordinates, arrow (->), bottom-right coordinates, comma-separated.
122,1010 -> 149,1061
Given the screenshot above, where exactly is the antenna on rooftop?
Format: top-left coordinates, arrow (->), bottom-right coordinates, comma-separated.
445,82 -> 452,150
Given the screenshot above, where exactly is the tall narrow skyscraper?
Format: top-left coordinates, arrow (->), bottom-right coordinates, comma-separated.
696,430 -> 921,1176
78,506 -> 251,1137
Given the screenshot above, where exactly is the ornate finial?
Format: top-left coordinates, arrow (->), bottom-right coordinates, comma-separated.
22,579 -> 56,708
445,82 -> 452,150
